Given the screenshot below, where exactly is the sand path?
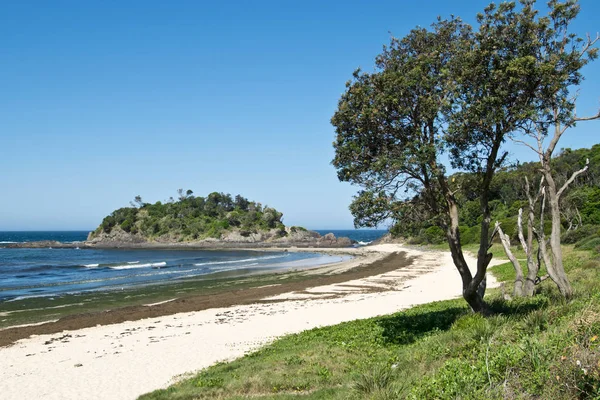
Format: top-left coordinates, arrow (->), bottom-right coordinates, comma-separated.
0,244 -> 505,400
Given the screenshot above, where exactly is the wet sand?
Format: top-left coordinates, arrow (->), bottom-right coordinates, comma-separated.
0,248 -> 401,347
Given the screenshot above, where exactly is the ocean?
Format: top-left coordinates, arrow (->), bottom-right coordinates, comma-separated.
0,229 -> 387,302
313,229 -> 387,245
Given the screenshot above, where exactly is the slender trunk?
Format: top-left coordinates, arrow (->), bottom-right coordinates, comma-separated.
541,163 -> 574,298
469,126 -> 503,304
522,206 -> 539,296
445,194 -> 487,313
497,222 -> 524,297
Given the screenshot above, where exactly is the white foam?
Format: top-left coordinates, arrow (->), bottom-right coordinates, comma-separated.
213,262 -> 259,272
84,264 -> 99,268
5,293 -> 56,302
110,262 -> 167,270
0,241 -> 18,244
193,254 -> 287,267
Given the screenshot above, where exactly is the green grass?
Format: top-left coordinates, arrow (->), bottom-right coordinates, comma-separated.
139,246 -> 600,399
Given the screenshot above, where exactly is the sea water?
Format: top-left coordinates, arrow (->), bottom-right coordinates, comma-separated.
314,229 -> 387,246
0,230 -> 386,301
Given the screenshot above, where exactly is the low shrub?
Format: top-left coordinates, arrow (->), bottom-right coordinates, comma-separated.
562,225 -> 600,244
575,237 -> 600,251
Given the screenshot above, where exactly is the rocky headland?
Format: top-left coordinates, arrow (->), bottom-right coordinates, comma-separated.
2,192 -> 355,249
84,226 -> 354,249
2,228 -> 353,249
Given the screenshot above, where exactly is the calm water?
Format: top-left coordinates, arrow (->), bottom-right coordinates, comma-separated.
314,229 -> 387,245
0,230 -> 386,302
0,230 -> 388,245
0,231 -> 89,243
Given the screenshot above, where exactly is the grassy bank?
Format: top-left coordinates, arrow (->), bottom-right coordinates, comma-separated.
139,245 -> 600,399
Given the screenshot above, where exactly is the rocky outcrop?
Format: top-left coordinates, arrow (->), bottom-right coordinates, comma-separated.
83,226 -> 355,249
370,233 -> 404,245
86,227 -> 147,246
4,227 -> 354,250
1,240 -> 86,249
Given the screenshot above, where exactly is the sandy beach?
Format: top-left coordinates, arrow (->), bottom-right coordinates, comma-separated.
0,244 -> 505,400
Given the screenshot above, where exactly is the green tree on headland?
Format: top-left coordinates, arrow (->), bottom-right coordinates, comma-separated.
90,191 -> 286,241
331,0 -> 598,313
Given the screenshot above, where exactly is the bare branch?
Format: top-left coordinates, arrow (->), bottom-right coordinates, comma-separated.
488,223 -> 500,252
579,32 -> 600,57
557,158 -> 589,199
534,176 -> 545,204
513,138 -> 541,154
517,208 -> 528,254
573,108 -> 600,122
495,221 -> 524,296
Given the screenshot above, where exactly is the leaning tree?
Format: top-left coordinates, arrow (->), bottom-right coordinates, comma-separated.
497,0 -> 599,298
331,0 -> 591,312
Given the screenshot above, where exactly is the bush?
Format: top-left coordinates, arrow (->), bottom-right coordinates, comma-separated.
562,225 -> 600,244
575,237 -> 600,251
100,216 -> 115,233
422,226 -> 445,244
120,219 -> 134,233
498,218 -> 518,242
460,225 -> 481,244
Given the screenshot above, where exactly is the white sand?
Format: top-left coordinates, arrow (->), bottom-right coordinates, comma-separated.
0,244 -> 505,400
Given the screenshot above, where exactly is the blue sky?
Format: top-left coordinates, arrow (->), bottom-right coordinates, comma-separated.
1,0 -> 598,231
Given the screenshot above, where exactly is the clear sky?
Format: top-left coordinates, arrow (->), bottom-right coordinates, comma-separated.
1,0 -> 598,231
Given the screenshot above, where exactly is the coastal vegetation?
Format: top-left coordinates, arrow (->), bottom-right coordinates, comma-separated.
387,145 -> 600,249
138,245 -> 600,399
89,191 -> 287,241
331,0 -> 598,311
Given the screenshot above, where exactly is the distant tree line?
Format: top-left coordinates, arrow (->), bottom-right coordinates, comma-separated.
393,145 -> 600,250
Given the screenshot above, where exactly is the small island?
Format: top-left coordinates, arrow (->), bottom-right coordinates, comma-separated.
83,191 -> 353,249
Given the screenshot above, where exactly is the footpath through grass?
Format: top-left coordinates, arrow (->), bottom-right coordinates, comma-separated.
139,246 -> 600,399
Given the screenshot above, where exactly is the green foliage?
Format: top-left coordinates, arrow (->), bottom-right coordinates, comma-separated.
562,225 -> 600,244
330,0 -> 598,263
393,145 -> 600,245
353,365 -> 396,397
377,303 -> 467,345
90,191 -> 286,241
460,225 -> 481,245
421,226 -> 445,245
575,237 -> 600,252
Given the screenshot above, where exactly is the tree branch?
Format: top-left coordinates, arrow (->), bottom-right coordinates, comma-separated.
495,221 -> 524,297
557,158 -> 589,199
517,208 -> 528,254
513,138 -> 542,155
573,108 -> 600,122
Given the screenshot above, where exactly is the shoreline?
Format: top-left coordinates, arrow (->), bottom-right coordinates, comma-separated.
0,244 -> 506,400
0,246 -> 388,347
0,233 -> 358,250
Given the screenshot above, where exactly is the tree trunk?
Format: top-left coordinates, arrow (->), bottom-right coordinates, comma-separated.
445,198 -> 488,314
496,222 -> 524,297
542,165 -> 574,298
523,204 -> 539,296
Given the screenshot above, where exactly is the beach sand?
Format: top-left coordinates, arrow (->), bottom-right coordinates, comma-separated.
0,244 -> 505,400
